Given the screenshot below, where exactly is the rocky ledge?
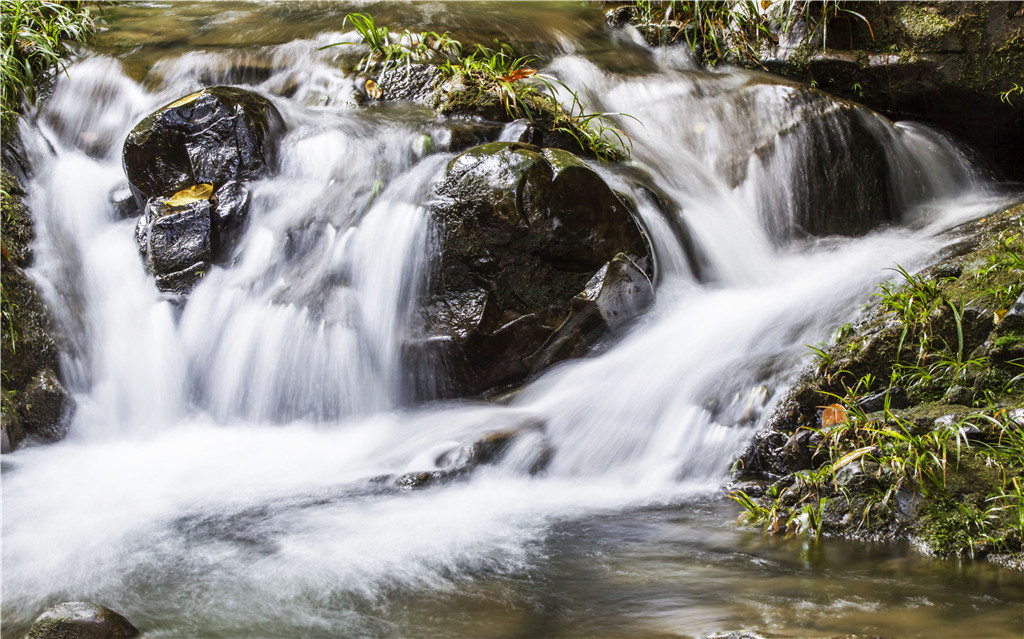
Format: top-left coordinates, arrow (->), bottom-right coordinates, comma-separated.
1,143 -> 76,453
608,1 -> 1024,181
733,199 -> 1024,563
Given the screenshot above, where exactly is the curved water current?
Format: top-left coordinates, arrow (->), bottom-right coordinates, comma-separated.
3,3 -> 1022,637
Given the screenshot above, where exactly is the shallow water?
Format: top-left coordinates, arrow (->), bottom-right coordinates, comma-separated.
3,3 -> 1022,637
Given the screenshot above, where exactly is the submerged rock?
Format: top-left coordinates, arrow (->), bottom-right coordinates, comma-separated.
19,368 -> 75,443
27,602 -> 138,639
395,419 -> 551,489
408,142 -> 654,398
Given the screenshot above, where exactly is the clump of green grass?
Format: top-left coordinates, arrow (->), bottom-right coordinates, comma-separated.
1,0 -> 97,128
732,369 -> 1024,557
325,13 -> 635,162
873,264 -> 953,364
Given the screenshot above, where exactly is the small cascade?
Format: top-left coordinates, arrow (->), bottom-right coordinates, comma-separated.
2,5 -> 1016,637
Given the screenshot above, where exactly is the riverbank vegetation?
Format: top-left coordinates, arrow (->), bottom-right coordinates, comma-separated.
733,202 -> 1024,564
328,12 -> 633,162
1,0 -> 97,128
2,0 -> 96,449
616,0 -> 870,66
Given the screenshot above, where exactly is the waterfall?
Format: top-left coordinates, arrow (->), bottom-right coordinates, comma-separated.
3,7 -> 1015,636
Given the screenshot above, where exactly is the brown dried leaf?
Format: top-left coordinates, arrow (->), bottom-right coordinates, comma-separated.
821,403 -> 848,428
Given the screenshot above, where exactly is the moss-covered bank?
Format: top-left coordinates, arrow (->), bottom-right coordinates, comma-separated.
734,200 -> 1024,565
1,1 -> 97,451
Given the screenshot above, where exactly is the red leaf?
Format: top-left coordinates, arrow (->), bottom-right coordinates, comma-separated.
498,68 -> 536,83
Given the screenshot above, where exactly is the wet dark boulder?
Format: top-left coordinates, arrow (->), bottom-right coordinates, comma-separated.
703,82 -> 903,239
765,96 -> 898,238
134,180 -> 253,294
27,602 -> 138,639
135,188 -> 212,295
123,87 -> 278,294
122,86 -> 283,205
408,142 -> 654,398
19,368 -> 75,444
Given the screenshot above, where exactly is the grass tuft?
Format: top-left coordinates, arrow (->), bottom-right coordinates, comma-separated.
325,13 -> 635,163
1,0 -> 97,128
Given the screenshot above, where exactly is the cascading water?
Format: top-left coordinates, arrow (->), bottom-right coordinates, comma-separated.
3,4 -> 1020,638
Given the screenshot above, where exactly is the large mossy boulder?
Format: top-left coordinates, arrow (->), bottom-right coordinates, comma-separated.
408,142 -> 654,398
123,86 -> 282,294
27,602 -> 138,639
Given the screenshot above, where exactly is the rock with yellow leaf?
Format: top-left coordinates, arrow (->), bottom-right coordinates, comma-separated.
136,189 -> 213,295
122,85 -> 283,205
124,87 -> 278,295
133,179 -> 253,295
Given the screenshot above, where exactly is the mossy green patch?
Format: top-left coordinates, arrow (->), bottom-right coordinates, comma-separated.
894,4 -> 956,42
733,199 -> 1024,563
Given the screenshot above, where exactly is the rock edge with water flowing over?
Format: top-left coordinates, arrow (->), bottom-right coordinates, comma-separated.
1,141 -> 76,453
122,85 -> 284,296
607,0 -> 1024,181
408,141 -> 655,399
733,200 -> 1024,565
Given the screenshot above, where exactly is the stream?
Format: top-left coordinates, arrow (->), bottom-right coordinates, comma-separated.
3,3 -> 1022,637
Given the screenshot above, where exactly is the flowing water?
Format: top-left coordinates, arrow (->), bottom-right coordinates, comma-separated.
3,3 -> 1022,637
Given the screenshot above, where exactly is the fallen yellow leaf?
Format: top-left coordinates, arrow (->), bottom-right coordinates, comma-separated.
365,79 -> 382,99
167,90 -> 205,109
163,183 -> 214,207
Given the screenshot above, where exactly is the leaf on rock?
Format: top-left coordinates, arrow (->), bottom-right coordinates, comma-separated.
167,90 -> 205,109
821,403 -> 848,428
365,79 -> 382,99
164,183 -> 214,207
498,68 -> 536,83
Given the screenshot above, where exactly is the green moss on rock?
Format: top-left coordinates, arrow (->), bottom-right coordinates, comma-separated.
735,198 -> 1024,565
